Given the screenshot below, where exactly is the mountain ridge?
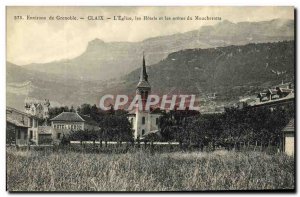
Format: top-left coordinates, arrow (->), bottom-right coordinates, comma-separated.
22,18 -> 294,81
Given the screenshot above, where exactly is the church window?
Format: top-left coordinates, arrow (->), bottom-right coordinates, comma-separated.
142,129 -> 145,135
156,118 -> 159,125
57,133 -> 61,139
142,117 -> 145,124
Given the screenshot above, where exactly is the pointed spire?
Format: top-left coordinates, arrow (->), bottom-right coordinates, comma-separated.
140,52 -> 148,82
136,52 -> 151,90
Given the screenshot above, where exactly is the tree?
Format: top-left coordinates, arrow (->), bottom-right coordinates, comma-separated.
100,113 -> 133,146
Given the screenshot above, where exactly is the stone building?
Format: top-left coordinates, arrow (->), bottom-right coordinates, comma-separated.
6,107 -> 39,145
50,112 -> 100,141
128,55 -> 162,139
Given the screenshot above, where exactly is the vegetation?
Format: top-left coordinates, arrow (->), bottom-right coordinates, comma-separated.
160,104 -> 294,150
126,41 -> 294,98
45,101 -> 294,153
6,149 -> 294,191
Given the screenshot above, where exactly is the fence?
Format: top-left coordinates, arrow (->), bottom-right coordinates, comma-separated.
10,140 -> 282,155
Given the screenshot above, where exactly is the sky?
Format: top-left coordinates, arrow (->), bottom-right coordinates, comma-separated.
6,6 -> 294,65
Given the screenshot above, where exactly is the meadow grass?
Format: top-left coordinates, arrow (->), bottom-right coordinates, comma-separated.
6,148 -> 294,191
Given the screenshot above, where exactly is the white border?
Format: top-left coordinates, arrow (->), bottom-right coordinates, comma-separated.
0,0 -> 298,196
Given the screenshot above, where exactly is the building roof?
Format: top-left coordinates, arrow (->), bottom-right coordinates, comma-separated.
6,116 -> 29,128
251,92 -> 294,107
257,92 -> 267,98
6,106 -> 36,118
268,89 -> 278,94
282,118 -> 294,132
50,112 -> 85,122
278,88 -> 293,93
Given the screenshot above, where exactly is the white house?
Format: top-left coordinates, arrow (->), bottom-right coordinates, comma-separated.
282,118 -> 294,156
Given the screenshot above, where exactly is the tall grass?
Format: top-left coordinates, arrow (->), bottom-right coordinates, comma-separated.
6,148 -> 294,191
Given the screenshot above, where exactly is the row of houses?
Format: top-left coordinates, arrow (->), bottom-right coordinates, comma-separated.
6,107 -> 99,146
257,83 -> 294,103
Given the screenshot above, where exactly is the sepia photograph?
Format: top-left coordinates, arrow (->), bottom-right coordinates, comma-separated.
5,6 -> 295,192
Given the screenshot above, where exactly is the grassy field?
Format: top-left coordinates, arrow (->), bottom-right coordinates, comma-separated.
6,148 -> 294,191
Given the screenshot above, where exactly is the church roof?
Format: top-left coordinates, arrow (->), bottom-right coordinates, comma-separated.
137,53 -> 151,88
137,80 -> 151,88
140,53 -> 148,82
127,107 -> 163,115
150,107 -> 163,114
50,112 -> 85,122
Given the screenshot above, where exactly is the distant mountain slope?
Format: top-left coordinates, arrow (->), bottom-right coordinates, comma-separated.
101,41 -> 294,112
7,41 -> 294,112
23,19 -> 294,81
7,62 -> 104,110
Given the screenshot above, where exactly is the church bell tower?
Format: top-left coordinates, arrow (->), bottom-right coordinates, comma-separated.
134,53 -> 151,139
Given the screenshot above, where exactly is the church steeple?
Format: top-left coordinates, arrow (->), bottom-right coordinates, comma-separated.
140,52 -> 148,82
136,53 -> 151,90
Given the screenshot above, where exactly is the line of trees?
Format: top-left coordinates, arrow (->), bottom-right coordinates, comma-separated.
47,102 -> 294,151
159,104 -> 294,150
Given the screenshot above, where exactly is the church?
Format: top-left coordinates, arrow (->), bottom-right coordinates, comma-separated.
128,55 -> 162,139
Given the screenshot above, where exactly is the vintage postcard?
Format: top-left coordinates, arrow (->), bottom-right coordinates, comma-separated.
6,6 -> 295,192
